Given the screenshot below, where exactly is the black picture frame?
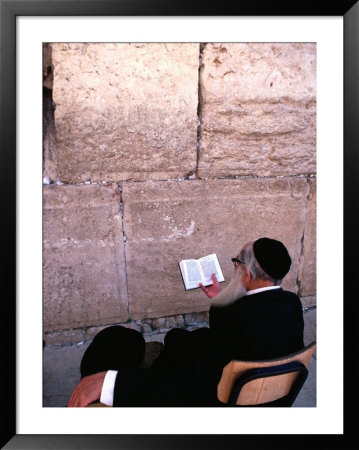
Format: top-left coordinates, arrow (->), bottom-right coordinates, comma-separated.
1,0 -> 357,448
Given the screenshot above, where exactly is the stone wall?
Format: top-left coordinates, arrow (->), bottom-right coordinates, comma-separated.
43,43 -> 316,346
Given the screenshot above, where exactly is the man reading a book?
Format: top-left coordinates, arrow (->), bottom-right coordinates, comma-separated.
68,237 -> 304,407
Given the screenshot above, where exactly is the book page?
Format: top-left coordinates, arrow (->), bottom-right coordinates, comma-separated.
179,259 -> 205,290
185,260 -> 203,286
199,254 -> 225,285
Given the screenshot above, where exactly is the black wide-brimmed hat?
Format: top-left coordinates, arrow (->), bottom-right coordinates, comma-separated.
253,237 -> 292,279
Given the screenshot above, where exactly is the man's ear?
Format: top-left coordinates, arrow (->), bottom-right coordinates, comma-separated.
242,266 -> 251,288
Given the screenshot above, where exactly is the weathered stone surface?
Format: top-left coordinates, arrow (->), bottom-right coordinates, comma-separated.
184,311 -> 209,325
85,325 -> 107,341
200,43 -> 316,103
198,43 -> 316,178
42,43 -> 317,342
43,184 -> 128,331
122,177 -> 310,320
299,177 -> 316,296
51,43 -> 199,183
44,328 -> 85,347
301,296 -> 316,308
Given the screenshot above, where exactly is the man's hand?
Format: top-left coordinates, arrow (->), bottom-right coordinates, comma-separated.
199,273 -> 221,298
68,371 -> 107,407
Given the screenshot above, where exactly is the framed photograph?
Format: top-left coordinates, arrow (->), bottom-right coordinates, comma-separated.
1,0 -> 357,448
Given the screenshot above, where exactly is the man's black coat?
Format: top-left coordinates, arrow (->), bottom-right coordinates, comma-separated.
113,288 -> 304,406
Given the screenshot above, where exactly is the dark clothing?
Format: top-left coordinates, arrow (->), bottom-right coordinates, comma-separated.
114,326 -> 225,407
80,288 -> 304,407
80,325 -> 146,378
209,288 -> 304,361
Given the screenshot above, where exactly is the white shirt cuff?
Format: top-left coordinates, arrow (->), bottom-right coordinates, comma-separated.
100,370 -> 118,406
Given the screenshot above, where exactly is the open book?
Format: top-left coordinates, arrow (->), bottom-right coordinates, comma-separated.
179,253 -> 225,291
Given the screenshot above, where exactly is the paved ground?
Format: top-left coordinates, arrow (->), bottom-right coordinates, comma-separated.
43,307 -> 316,407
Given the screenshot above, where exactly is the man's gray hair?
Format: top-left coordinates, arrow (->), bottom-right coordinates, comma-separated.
239,241 -> 283,286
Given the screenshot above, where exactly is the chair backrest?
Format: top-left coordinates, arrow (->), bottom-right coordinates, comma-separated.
217,341 -> 316,406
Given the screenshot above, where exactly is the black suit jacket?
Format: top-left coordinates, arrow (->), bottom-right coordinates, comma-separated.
209,287 -> 304,361
113,288 -> 304,407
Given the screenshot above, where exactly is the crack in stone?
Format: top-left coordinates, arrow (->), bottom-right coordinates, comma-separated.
195,43 -> 206,178
296,176 -> 312,296
116,182 -> 131,320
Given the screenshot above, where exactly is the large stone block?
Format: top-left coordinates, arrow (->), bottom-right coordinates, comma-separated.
43,184 -> 128,331
198,43 -> 316,178
51,43 -> 199,183
122,177 -> 310,320
299,177 -> 316,296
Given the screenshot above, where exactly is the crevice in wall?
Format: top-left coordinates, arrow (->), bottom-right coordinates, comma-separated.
296,175 -> 312,296
43,43 -> 58,184
195,43 -> 206,178
296,232 -> 305,295
42,172 -> 317,187
117,182 -> 131,319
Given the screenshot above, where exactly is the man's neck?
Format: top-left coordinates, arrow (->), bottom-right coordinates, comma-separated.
246,285 -> 280,296
246,279 -> 275,291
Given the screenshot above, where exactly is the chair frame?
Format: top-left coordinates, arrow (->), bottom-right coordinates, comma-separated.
227,360 -> 309,407
218,341 -> 316,407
